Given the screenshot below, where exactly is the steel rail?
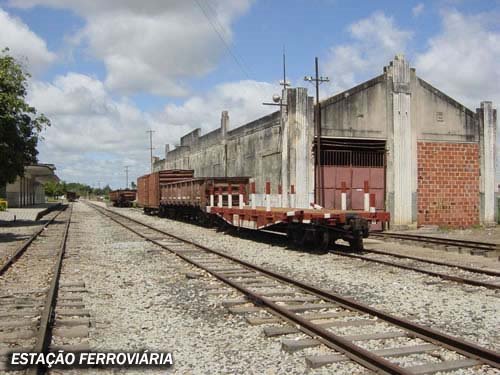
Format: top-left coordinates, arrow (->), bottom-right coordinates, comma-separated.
189,258 -> 412,375
28,204 -> 73,375
0,205 -> 67,276
88,203 -> 500,370
371,232 -> 496,252
243,228 -> 499,277
365,248 -> 500,277
331,251 -> 499,290
89,203 -> 407,374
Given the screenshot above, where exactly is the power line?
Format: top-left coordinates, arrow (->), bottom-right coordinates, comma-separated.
193,0 -> 252,79
202,1 -> 232,42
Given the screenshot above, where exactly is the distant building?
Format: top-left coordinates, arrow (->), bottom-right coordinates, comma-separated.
153,55 -> 497,229
3,164 -> 59,207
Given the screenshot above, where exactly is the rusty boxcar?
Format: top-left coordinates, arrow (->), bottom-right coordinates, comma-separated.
159,177 -> 249,223
136,169 -> 194,213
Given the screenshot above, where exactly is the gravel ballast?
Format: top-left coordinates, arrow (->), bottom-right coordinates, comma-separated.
67,202 -> 355,374
105,204 -> 500,357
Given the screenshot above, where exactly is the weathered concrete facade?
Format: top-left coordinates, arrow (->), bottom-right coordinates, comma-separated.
155,88 -> 315,207
155,55 -> 497,228
319,55 -> 496,228
478,102 -> 497,225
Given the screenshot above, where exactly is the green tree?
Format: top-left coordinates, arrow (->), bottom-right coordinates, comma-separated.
0,48 -> 50,187
44,181 -> 60,198
102,184 -> 111,196
130,181 -> 137,189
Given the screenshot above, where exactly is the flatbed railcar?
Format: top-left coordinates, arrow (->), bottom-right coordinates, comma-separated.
109,189 -> 137,207
158,177 -> 390,251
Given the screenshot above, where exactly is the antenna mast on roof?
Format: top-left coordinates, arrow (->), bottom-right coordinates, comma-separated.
263,48 -> 290,110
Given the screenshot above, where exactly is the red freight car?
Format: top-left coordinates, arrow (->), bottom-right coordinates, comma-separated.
160,177 -> 249,222
158,177 -> 390,251
137,169 -> 194,213
109,189 -> 137,207
66,191 -> 78,202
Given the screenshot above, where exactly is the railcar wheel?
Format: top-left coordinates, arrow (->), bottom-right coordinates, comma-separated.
287,226 -> 305,247
315,230 -> 331,252
348,233 -> 364,252
158,206 -> 166,218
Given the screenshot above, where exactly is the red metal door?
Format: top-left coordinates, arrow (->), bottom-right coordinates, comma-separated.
319,150 -> 385,212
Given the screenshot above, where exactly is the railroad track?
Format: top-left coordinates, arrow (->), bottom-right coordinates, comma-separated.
370,232 -> 497,254
259,228 -> 500,290
331,249 -> 500,290
88,202 -> 500,374
0,204 -> 89,373
0,205 -> 67,275
230,224 -> 499,290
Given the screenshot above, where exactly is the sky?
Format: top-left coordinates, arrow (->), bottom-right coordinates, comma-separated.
0,0 -> 499,188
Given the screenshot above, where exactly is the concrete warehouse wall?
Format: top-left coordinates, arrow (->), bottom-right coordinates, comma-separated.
413,78 -> 477,143
155,55 -> 497,228
417,142 -> 480,227
163,112 -> 282,181
320,74 -> 388,139
158,88 -> 315,208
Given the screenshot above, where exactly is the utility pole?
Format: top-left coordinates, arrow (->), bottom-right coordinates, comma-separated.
125,166 -> 130,189
146,130 -> 155,173
305,57 -> 329,206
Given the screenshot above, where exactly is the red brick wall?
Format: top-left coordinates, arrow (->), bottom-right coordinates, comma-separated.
417,142 -> 479,228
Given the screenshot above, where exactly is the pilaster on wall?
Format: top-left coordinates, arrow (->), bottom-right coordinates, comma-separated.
221,110 -> 229,177
221,110 -> 229,139
478,101 -> 497,224
388,55 -> 415,227
280,88 -> 289,207
164,144 -> 170,160
285,87 -> 315,208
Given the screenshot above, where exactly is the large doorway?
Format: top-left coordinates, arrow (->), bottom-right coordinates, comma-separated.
316,139 -> 386,212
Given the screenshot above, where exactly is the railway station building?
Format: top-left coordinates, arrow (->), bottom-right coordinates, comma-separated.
1,164 -> 59,208
154,55 -> 497,229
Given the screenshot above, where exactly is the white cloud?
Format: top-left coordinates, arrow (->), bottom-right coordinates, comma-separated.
162,80 -> 277,135
9,0 -> 252,96
323,12 -> 412,92
412,3 -> 425,17
415,10 -> 500,110
0,7 -> 55,72
30,73 -> 276,187
29,73 -> 160,186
